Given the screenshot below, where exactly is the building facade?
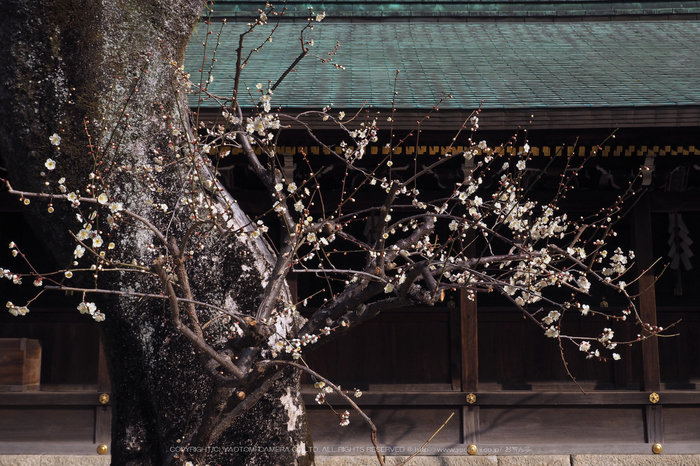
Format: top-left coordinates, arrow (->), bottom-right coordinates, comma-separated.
1,0 -> 700,460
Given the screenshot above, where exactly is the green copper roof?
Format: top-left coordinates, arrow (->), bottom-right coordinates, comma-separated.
186,20 -> 700,111
207,0 -> 700,18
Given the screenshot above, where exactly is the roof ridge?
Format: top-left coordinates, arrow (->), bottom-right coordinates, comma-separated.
207,0 -> 700,19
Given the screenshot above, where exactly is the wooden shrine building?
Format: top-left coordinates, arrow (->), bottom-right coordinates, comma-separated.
2,0 -> 700,458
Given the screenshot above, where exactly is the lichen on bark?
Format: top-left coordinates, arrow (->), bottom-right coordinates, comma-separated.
0,1 -> 314,464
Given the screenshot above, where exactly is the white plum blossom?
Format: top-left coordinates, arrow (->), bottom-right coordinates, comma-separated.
74,245 -> 85,258
598,328 -> 615,348
542,310 -> 561,325
49,133 -> 61,146
7,304 -> 29,316
77,301 -> 96,315
67,192 -> 79,206
45,158 -> 56,170
109,202 -> 124,212
577,276 -> 591,293
77,302 -> 105,321
580,304 -> 590,316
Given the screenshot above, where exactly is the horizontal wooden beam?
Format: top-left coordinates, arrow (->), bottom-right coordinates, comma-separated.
199,106 -> 700,131
0,442 -> 109,455
305,441 -> 700,456
302,390 -> 700,406
0,391 -> 110,406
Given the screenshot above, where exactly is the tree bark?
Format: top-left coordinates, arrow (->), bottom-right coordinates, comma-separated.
0,1 -> 313,464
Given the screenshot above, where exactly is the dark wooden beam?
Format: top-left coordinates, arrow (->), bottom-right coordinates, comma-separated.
301,390 -> 700,406
0,392 -> 110,405
288,272 -> 298,306
95,339 -> 111,448
632,194 -> 661,392
650,191 -> 700,213
632,194 -> 663,444
97,338 -> 110,393
460,290 -> 478,392
199,106 -> 700,131
462,405 -> 479,444
460,289 -> 479,444
449,308 -> 462,391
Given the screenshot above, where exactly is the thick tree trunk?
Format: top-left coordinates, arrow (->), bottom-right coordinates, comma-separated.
0,1 -> 313,464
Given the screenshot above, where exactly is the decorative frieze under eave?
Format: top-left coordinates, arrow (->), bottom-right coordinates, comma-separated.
216,143 -> 700,158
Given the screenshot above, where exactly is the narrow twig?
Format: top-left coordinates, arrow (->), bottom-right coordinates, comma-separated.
395,412 -> 455,466
258,360 -> 385,466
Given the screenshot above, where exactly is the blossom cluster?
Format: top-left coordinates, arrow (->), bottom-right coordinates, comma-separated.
6,301 -> 29,316
77,301 -> 106,322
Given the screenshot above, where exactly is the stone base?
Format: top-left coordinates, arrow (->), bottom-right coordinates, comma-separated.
572,455 -> 700,466
314,455 -> 700,466
3,455 -> 700,466
0,457 -> 110,466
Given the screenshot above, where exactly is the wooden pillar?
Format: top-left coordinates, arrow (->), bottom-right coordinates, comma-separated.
288,272 -> 298,305
450,306 -> 462,391
460,289 -> 479,444
632,194 -> 663,443
95,338 -> 112,449
460,289 -> 478,392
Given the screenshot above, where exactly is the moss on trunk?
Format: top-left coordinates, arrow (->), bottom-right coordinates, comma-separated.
0,1 -> 314,464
